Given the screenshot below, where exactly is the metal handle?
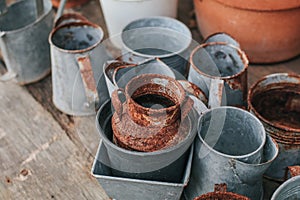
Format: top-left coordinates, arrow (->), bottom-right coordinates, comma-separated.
181,96 -> 194,120
0,0 -> 7,15
54,13 -> 89,28
35,0 -> 44,18
208,79 -> 224,109
55,0 -> 67,23
77,56 -> 99,109
111,88 -> 125,121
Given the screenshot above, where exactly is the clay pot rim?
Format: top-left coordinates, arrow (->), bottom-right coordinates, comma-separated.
125,74 -> 186,113
213,0 -> 300,11
96,100 -> 197,156
197,106 -> 266,161
189,42 -> 249,80
248,73 -> 300,133
49,21 -> 104,54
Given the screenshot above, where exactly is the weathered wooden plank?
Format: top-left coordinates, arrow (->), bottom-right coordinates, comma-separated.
0,79 -> 108,199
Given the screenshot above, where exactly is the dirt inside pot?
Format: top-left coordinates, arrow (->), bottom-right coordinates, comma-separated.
133,94 -> 175,109
251,84 -> 300,130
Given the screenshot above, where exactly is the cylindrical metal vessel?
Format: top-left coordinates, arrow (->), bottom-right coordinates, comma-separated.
0,0 -> 54,84
49,14 -> 109,116
188,42 -> 248,107
121,17 -> 192,76
248,73 -> 300,181
185,107 -> 279,200
96,100 -> 197,183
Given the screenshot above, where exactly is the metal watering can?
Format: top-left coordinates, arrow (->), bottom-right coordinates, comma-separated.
0,0 -> 54,85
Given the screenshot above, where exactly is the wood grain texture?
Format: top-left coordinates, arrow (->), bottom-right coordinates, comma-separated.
0,80 -> 108,199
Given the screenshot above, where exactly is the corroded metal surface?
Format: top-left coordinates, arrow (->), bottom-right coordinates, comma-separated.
49,14 -> 109,116
248,73 -> 300,181
111,74 -> 193,152
188,42 -> 249,107
193,184 -> 250,200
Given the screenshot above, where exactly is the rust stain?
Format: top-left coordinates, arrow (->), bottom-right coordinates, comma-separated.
111,74 -> 192,152
288,166 -> 300,177
77,56 -> 97,93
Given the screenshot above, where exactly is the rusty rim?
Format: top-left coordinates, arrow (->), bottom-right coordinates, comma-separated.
125,74 -> 186,114
49,21 -> 104,54
189,42 -> 249,80
248,73 -> 300,134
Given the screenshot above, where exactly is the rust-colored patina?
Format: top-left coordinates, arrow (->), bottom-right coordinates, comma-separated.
288,166 -> 300,177
194,184 -> 250,200
111,74 -> 193,152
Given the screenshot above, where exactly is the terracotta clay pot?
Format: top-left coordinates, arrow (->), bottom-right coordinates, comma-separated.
51,0 -> 90,8
193,0 -> 300,63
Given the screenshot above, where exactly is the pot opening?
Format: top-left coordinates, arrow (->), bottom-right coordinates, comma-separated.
51,24 -> 103,51
250,83 -> 300,131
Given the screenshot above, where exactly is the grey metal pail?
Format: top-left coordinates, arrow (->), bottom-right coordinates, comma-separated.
0,0 -> 54,84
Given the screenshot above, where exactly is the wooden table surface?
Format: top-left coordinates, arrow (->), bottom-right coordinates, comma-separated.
0,0 -> 299,199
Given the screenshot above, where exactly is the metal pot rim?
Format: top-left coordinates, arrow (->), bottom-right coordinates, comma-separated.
48,21 -> 104,54
197,106 -> 266,161
121,16 -> 192,59
248,73 -> 300,133
189,42 -> 249,80
0,0 -> 53,34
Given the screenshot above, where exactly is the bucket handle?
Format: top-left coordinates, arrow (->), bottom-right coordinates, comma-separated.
77,56 -> 99,109
111,88 -> 125,121
0,0 -> 7,15
54,13 -> 90,28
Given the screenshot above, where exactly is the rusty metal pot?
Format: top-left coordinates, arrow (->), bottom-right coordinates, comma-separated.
248,73 -> 300,181
193,0 -> 300,63
193,184 -> 250,200
111,74 -> 194,152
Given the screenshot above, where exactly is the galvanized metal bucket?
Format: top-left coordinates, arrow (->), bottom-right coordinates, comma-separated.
95,99 -> 197,183
49,13 -> 110,116
248,73 -> 300,181
0,0 -> 54,85
271,166 -> 300,200
184,107 -> 279,200
188,42 -> 249,107
121,17 -> 192,76
204,32 -> 240,48
91,140 -> 194,200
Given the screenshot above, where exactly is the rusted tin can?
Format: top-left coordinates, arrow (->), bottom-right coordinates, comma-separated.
96,99 -> 197,183
188,42 -> 249,107
121,17 -> 192,76
91,139 -> 194,200
111,74 -> 194,152
49,13 -> 109,116
185,107 -> 279,200
193,184 -> 250,200
271,166 -> 300,200
0,0 -> 54,85
248,73 -> 300,181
